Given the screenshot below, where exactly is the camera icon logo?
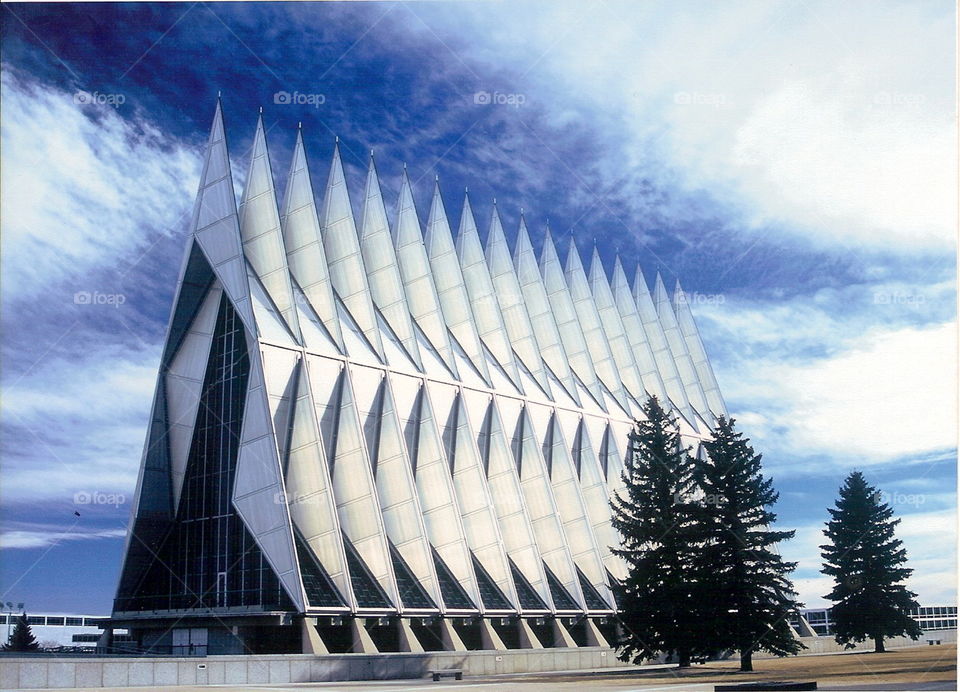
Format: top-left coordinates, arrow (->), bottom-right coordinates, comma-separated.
74,491 -> 91,505
274,91 -> 292,105
473,91 -> 491,105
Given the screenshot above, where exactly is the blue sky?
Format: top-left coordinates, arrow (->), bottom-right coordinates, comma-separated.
0,1 -> 955,614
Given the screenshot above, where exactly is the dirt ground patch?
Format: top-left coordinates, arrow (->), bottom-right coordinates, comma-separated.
544,644 -> 957,688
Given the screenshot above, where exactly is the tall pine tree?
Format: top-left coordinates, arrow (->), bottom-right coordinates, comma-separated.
697,416 -> 804,671
820,471 -> 921,652
2,613 -> 40,652
610,396 -> 707,667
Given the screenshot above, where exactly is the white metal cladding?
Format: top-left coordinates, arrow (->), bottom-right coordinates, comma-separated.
393,171 -> 460,379
673,281 -> 728,418
425,182 -> 492,388
359,155 -> 424,372
239,115 -> 302,344
319,142 -> 385,362
564,238 -> 633,415
517,223 -> 585,406
630,265 -> 703,429
165,283 -> 222,511
606,257 -> 671,406
536,230 -> 609,412
119,104 -> 730,622
280,130 -> 344,353
652,272 -> 713,425
456,194 -> 524,393
484,207 -> 554,399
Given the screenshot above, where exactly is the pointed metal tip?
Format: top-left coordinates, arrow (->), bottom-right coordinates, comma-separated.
435,173 -> 439,182
465,186 -> 469,194
217,90 -> 222,98
370,148 -> 374,158
493,197 -> 497,205
403,162 -> 407,170
259,105 -> 263,114
298,121 -> 302,129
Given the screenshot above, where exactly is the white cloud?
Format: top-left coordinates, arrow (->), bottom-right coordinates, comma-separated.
0,68 -> 200,298
0,528 -> 126,550
1,344 -> 160,504
784,507 -> 957,607
425,0 -> 957,248
725,321 -> 957,460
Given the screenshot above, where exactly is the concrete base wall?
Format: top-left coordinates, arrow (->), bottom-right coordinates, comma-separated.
2,630 -> 954,689
0,646 -> 628,689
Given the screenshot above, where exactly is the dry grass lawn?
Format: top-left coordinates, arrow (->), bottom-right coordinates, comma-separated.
542,644 -> 957,688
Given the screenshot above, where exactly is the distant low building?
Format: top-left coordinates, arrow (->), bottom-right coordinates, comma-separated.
1,614 -> 129,651
789,606 -> 957,637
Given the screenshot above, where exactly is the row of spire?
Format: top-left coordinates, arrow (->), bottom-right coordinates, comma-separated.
191,101 -> 726,428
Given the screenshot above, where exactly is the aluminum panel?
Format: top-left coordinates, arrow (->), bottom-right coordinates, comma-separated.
483,206 -> 553,397
280,130 -> 344,353
534,227 -> 602,407
358,155 -> 423,371
456,194 -> 523,392
392,171 -> 459,378
318,142 -> 384,360
673,281 -> 728,417
425,182 -> 490,385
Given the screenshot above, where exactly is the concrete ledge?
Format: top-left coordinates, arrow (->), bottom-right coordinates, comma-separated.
3,629 -> 953,689
0,646 -> 628,689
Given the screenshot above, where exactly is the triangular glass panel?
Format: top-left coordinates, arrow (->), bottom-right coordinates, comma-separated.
431,546 -> 477,611
294,530 -> 346,609
509,557 -> 549,612
414,323 -> 457,380
390,542 -> 437,611
515,357 -> 551,402
376,310 -> 421,373
292,281 -> 340,357
319,369 -> 346,475
449,331 -> 488,389
403,388 -> 424,476
471,553 -> 512,611
543,363 -> 579,409
441,395 -> 459,475
362,380 -> 386,477
336,296 -> 383,366
476,402 -> 493,478
248,264 -> 297,346
576,566 -> 610,611
483,343 -> 521,396
544,561 -> 580,612
343,534 -> 393,609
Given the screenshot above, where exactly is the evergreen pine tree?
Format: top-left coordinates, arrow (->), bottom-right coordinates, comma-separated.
2,613 -> 40,652
820,471 -> 921,652
610,396 -> 707,667
697,416 -> 804,671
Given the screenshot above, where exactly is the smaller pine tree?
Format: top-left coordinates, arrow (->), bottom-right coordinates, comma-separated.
610,396 -> 707,667
820,471 -> 921,652
697,416 -> 804,671
2,613 -> 40,652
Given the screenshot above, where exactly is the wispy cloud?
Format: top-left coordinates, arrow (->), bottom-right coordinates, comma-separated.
1,528 -> 126,550
721,320 -> 956,461
785,507 -> 957,608
0,67 -> 200,299
419,0 -> 956,250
